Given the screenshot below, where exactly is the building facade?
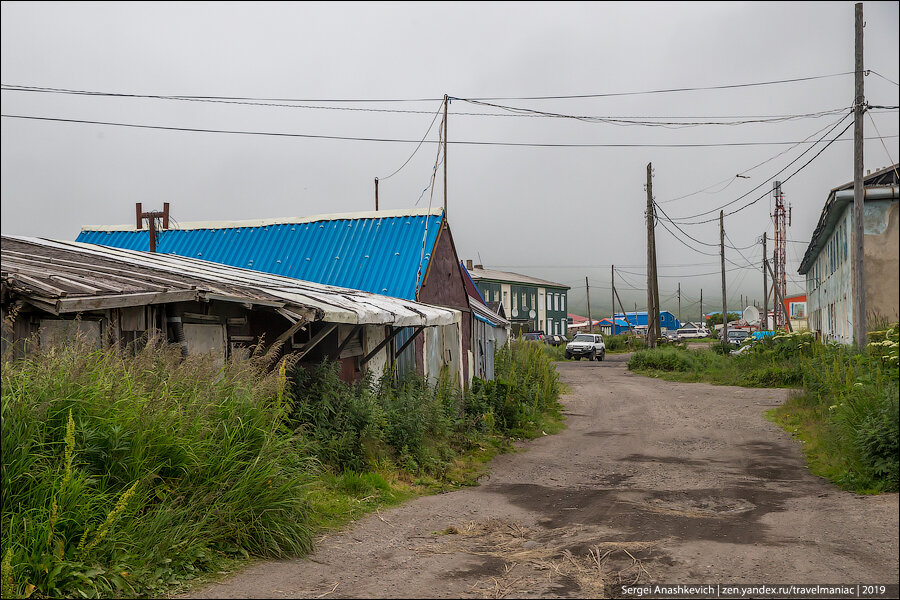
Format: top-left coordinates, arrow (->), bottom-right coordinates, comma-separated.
466,262 -> 570,337
799,164 -> 899,343
614,311 -> 681,334
783,294 -> 808,332
77,207 -> 474,385
1,236 -> 460,386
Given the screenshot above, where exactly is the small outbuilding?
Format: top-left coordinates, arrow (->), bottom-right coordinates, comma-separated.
1,236 -> 461,384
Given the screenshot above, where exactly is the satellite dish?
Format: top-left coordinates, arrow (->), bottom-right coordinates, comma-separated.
743,305 -> 760,324
529,309 -> 536,319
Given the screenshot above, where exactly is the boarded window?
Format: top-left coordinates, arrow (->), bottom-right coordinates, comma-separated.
183,323 -> 226,362
40,319 -> 102,350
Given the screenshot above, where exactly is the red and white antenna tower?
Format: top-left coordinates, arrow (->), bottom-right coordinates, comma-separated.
772,181 -> 787,329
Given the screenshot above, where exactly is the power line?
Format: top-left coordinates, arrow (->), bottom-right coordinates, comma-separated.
452,97 -> 850,128
378,101 -> 443,181
5,113 -> 893,148
668,117 -> 857,225
663,111 -> 853,222
870,70 -> 899,87
5,85 -> 883,122
453,71 -> 858,100
617,264 -> 752,278
0,71 -> 858,104
654,112 -> 859,205
655,216 -> 722,256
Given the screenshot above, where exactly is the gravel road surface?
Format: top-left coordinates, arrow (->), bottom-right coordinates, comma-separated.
184,354 -> 899,598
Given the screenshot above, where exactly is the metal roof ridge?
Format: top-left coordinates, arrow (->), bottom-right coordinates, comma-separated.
467,266 -> 571,289
81,207 -> 445,232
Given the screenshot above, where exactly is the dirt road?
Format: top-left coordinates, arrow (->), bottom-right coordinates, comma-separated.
185,355 -> 899,598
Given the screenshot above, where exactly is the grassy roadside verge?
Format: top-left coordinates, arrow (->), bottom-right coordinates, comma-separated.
626,328 -> 899,494
1,339 -> 563,598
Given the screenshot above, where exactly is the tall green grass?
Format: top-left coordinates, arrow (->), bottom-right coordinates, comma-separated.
2,337 -> 563,597
627,327 -> 899,493
1,341 -> 316,598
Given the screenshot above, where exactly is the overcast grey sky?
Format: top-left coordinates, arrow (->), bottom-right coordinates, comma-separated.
2,1 -> 898,317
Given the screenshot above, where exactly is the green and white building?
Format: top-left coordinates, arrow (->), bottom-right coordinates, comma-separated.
465,261 -> 570,337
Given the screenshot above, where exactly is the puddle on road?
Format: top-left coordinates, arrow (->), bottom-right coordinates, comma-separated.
488,482 -> 793,545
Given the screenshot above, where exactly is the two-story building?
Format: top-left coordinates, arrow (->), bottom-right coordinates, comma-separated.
465,262 -> 570,337
798,164 -> 898,343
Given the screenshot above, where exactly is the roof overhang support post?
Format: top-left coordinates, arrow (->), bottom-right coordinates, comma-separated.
273,317 -> 309,348
360,325 -> 403,366
391,325 -> 425,368
294,322 -> 338,361
335,324 -> 363,357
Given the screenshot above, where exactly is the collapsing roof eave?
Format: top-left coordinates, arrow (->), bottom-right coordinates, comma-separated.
1,236 -> 459,328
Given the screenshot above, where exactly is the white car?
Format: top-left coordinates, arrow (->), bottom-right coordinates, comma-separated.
675,327 -> 709,340
565,333 -> 606,361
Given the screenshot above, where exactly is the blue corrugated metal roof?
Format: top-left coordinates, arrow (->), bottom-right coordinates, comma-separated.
76,210 -> 444,300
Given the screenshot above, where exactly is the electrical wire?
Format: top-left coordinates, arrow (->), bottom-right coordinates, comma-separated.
377,100 -> 443,181
7,113 -> 892,148
669,117 -> 857,225
452,97 -> 850,128
4,84 -> 880,122
662,111 -> 853,222
0,71 -> 858,104
654,113 -> 858,205
866,110 -> 900,180
870,70 -> 900,87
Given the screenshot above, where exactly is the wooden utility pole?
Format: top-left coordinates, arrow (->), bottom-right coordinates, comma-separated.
611,265 -> 615,334
762,234 -> 768,330
614,287 -> 633,335
720,210 -> 728,343
374,178 -> 379,211
135,202 -> 170,253
646,162 -> 660,348
677,282 -> 681,324
586,276 -> 593,333
443,94 -> 449,217
852,2 -> 867,347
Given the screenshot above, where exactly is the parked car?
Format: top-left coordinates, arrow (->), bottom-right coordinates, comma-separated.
565,333 -> 606,361
544,334 -> 567,347
675,327 -> 709,340
724,329 -> 752,345
522,332 -> 545,342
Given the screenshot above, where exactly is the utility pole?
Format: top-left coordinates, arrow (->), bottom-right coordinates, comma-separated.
443,94 -> 449,218
646,162 -> 660,348
762,234 -> 768,331
135,202 -> 170,253
720,211 -> 728,343
700,289 -> 703,327
374,178 -> 379,211
772,181 -> 787,330
853,2 -> 867,347
677,282 -> 681,324
611,265 -> 615,334
586,276 -> 593,333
